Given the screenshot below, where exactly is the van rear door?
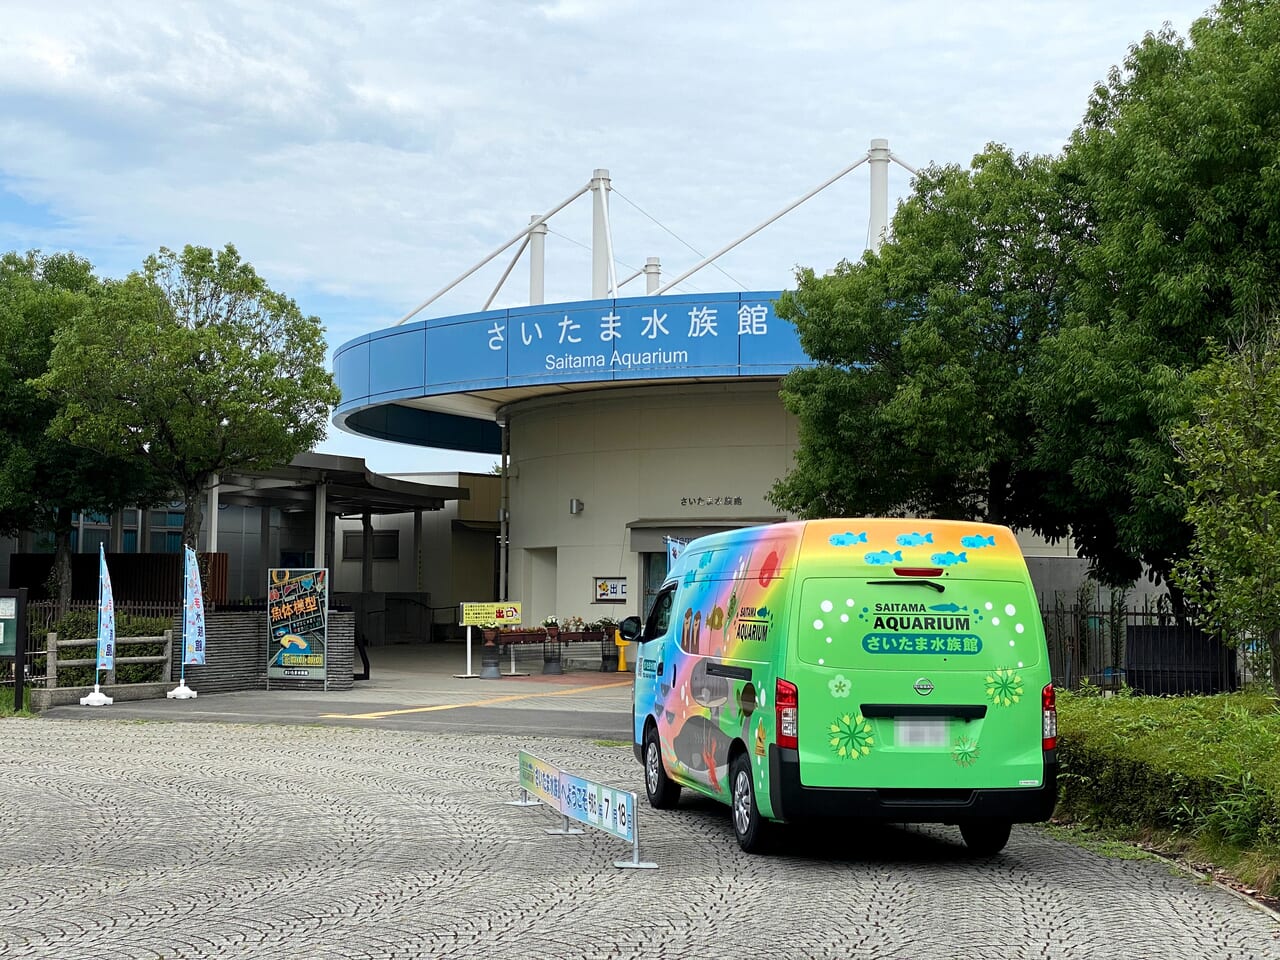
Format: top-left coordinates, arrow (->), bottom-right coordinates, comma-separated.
790,573 -> 1048,791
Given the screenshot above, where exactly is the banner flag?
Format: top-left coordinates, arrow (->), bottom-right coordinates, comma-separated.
664,537 -> 687,571
96,544 -> 116,672
183,545 -> 206,666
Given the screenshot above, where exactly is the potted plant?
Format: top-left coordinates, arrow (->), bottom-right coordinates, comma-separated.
480,620 -> 500,645
542,615 -> 560,640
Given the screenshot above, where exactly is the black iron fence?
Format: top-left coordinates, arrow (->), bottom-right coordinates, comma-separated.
1041,602 -> 1252,694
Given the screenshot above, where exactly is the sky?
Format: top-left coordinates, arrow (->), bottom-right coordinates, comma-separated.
0,0 -> 1212,474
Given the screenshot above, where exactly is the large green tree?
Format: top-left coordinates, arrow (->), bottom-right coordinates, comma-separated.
770,146 -> 1073,528
1031,0 -> 1280,587
1172,323 -> 1280,692
38,244 -> 341,550
0,251 -> 165,610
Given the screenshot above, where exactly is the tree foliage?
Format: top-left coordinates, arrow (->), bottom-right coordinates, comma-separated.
0,251 -> 164,611
38,244 -> 341,549
1172,323 -> 1280,693
1031,0 -> 1280,586
774,0 -> 1280,591
770,146 -> 1072,528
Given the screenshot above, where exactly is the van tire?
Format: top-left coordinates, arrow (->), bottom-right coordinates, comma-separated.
959,820 -> 1012,856
644,727 -> 681,809
730,753 -> 769,853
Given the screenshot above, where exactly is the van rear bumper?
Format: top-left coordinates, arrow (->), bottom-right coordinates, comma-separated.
768,747 -> 1058,823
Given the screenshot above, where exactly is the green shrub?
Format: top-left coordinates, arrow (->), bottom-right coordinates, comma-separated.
1057,689 -> 1280,895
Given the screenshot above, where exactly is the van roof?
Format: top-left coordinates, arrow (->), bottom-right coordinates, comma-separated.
669,518 -> 1027,582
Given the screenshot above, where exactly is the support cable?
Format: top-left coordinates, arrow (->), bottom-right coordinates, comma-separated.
395,181 -> 591,325
655,154 -> 871,294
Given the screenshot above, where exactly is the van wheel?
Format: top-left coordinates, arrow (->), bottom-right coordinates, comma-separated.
730,754 -> 770,853
959,820 -> 1012,856
644,727 -> 680,809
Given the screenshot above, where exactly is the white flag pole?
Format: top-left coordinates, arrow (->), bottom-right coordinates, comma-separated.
80,544 -> 113,706
168,544 -> 199,699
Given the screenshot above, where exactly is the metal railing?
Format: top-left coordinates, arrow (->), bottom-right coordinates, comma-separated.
1041,604 -> 1249,694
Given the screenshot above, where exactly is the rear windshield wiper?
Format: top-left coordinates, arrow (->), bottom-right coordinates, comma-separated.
866,579 -> 945,593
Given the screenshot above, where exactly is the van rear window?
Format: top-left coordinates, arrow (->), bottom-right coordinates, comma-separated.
796,577 -> 1043,669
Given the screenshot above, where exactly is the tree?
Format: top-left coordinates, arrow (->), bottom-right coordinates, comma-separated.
1031,0 -> 1280,587
0,251 -> 165,612
38,244 -> 341,550
1172,322 -> 1280,693
769,146 -> 1073,529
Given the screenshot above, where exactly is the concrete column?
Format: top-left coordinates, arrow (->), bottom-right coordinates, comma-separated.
644,257 -> 661,294
109,510 -> 124,552
138,506 -> 151,554
413,509 -> 423,592
529,214 -> 547,305
867,138 -> 891,253
590,168 -> 611,298
206,475 -> 220,552
361,512 -> 374,595
313,482 -> 327,570
259,506 -> 272,592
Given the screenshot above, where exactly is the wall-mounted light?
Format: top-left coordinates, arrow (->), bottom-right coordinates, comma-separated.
569,498 -> 585,515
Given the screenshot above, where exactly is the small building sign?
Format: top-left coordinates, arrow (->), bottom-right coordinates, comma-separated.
460,602 -> 522,626
594,577 -> 627,603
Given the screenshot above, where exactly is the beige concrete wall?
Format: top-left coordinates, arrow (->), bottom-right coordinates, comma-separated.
505,381 -> 798,624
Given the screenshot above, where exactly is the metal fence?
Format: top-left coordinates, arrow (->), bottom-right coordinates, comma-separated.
26,600 -> 181,635
1041,601 -> 1251,694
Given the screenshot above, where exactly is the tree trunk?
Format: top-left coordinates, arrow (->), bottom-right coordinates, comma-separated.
51,506 -> 74,619
1271,631 -> 1280,697
182,483 -> 204,552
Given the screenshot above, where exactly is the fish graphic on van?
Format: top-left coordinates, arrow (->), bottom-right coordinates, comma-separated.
931,550 -> 968,566
829,531 -> 869,547
896,532 -> 933,547
929,602 -> 966,613
960,534 -> 997,549
864,549 -> 903,565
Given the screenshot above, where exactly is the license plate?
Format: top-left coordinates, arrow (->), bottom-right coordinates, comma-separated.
896,717 -> 947,747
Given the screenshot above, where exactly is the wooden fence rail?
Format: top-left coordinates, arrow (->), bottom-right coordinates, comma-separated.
41,631 -> 173,689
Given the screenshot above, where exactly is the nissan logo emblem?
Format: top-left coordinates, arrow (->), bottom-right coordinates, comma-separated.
913,677 -> 935,696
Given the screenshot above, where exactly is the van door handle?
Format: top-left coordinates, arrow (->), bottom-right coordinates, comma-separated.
657,662 -> 664,676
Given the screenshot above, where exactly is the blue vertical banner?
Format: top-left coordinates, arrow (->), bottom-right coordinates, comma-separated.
96,544 -> 116,671
183,545 -> 206,666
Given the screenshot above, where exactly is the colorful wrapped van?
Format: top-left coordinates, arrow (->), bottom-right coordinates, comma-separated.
621,518 -> 1058,854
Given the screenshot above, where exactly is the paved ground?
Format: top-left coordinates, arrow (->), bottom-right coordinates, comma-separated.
5,644 -> 1279,959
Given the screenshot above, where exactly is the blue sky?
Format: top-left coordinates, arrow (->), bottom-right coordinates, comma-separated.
0,0 -> 1211,472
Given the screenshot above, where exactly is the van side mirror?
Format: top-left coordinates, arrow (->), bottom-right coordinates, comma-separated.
618,616 -> 642,642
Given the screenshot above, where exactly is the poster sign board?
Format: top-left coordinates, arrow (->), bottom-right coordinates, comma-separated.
460,602 -> 522,626
517,751 -> 635,843
0,595 -> 15,658
267,568 -> 328,682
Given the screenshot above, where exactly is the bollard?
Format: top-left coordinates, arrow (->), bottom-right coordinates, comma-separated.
615,629 -> 629,672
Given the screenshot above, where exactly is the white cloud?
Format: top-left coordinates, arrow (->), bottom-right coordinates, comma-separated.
0,0 -> 1211,466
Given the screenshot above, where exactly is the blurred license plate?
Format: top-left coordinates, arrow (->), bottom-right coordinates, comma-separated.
896,718 -> 947,747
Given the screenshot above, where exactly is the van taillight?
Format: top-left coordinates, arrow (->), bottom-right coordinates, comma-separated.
776,678 -> 798,750
1042,683 -> 1058,750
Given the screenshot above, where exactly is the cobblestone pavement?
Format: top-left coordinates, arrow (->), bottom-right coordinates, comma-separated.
2,718 -> 1276,960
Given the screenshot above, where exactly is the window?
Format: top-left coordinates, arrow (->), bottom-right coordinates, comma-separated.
643,586 -> 675,642
342,530 -> 399,560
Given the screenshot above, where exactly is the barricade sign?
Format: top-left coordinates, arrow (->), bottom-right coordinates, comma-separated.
511,750 -> 656,869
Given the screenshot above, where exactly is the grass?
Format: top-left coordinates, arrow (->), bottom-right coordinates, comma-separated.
1056,686 -> 1280,897
0,686 -> 36,718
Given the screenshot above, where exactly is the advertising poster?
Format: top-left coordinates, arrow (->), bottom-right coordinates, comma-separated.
267,568 -> 327,682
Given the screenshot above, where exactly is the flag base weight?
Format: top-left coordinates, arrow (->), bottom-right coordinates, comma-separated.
79,684 -> 113,707
166,682 -> 198,700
